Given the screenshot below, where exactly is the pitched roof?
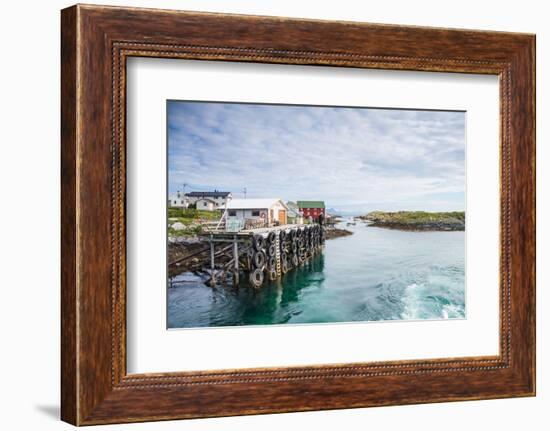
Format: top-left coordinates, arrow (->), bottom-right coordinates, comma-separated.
297,200 -> 325,209
227,198 -> 288,210
287,206 -> 302,217
185,191 -> 231,197
168,193 -> 186,199
196,197 -> 216,204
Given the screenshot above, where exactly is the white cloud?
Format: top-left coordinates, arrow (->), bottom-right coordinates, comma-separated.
168,102 -> 465,213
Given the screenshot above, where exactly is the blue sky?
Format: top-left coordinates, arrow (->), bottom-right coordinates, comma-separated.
168,101 -> 465,214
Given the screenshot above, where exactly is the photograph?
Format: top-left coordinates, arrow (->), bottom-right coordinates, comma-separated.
166,101 -> 466,329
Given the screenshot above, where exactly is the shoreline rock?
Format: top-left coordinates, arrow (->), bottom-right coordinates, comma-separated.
168,239 -> 210,277
366,221 -> 464,231
324,227 -> 353,239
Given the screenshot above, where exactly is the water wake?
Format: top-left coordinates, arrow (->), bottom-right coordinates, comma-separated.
400,274 -> 465,321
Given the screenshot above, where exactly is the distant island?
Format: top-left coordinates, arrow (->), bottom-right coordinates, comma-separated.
359,211 -> 465,231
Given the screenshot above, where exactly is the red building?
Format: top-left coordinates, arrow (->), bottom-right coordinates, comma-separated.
297,201 -> 325,221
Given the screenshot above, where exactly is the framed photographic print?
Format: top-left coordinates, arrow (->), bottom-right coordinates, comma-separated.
61,4 -> 536,425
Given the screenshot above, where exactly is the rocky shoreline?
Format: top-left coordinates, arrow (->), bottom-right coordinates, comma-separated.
324,227 -> 353,239
168,239 -> 210,277
359,211 -> 465,231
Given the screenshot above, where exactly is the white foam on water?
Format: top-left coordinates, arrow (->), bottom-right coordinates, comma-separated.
400,283 -> 420,320
400,280 -> 465,321
442,303 -> 464,319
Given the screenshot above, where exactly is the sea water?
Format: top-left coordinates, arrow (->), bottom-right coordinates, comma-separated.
167,220 -> 465,328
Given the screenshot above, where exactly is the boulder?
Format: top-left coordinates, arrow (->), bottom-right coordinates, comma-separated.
171,222 -> 186,230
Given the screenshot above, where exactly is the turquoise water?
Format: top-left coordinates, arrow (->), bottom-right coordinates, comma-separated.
167,221 -> 465,328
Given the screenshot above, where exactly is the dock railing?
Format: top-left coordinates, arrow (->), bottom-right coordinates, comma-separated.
201,220 -> 226,233
201,218 -> 270,233
244,219 -> 268,230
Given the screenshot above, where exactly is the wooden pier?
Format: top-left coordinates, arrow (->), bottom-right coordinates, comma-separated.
200,224 -> 326,288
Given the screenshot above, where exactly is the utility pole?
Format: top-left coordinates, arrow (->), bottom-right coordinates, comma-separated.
180,183 -> 188,207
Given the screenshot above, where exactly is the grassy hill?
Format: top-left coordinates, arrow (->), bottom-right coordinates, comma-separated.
168,208 -> 221,237
360,211 -> 465,231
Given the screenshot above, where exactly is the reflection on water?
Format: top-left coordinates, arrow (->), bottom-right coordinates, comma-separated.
168,254 -> 326,328
168,222 -> 465,328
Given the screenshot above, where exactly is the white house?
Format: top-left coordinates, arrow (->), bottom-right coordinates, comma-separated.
168,191 -> 189,208
185,191 -> 232,210
195,198 -> 217,211
226,198 -> 289,226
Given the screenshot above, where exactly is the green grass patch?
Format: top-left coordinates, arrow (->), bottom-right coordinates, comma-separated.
168,207 -> 221,221
364,210 -> 465,224
167,208 -> 222,238
168,225 -> 204,237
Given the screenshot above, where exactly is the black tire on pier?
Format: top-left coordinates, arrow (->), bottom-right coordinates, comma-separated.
253,250 -> 266,268
291,241 -> 298,253
267,243 -> 276,257
253,234 -> 264,251
245,248 -> 254,270
268,268 -> 277,281
268,231 -> 276,243
292,254 -> 299,267
279,230 -> 286,242
249,268 -> 264,288
280,251 -> 287,264
268,256 -> 276,269
281,259 -> 289,274
290,229 -> 297,241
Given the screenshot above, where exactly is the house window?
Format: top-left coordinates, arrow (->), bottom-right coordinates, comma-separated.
203,202 -> 207,207
228,210 -> 236,217
252,210 -> 260,217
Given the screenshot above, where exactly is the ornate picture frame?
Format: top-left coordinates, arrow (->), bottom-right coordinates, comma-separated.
61,4 -> 535,425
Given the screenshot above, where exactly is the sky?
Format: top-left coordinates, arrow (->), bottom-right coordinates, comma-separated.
167,101 -> 465,214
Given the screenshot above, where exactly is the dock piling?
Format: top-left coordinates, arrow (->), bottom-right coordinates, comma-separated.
209,234 -> 216,287
202,224 -> 325,289
233,235 -> 239,286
